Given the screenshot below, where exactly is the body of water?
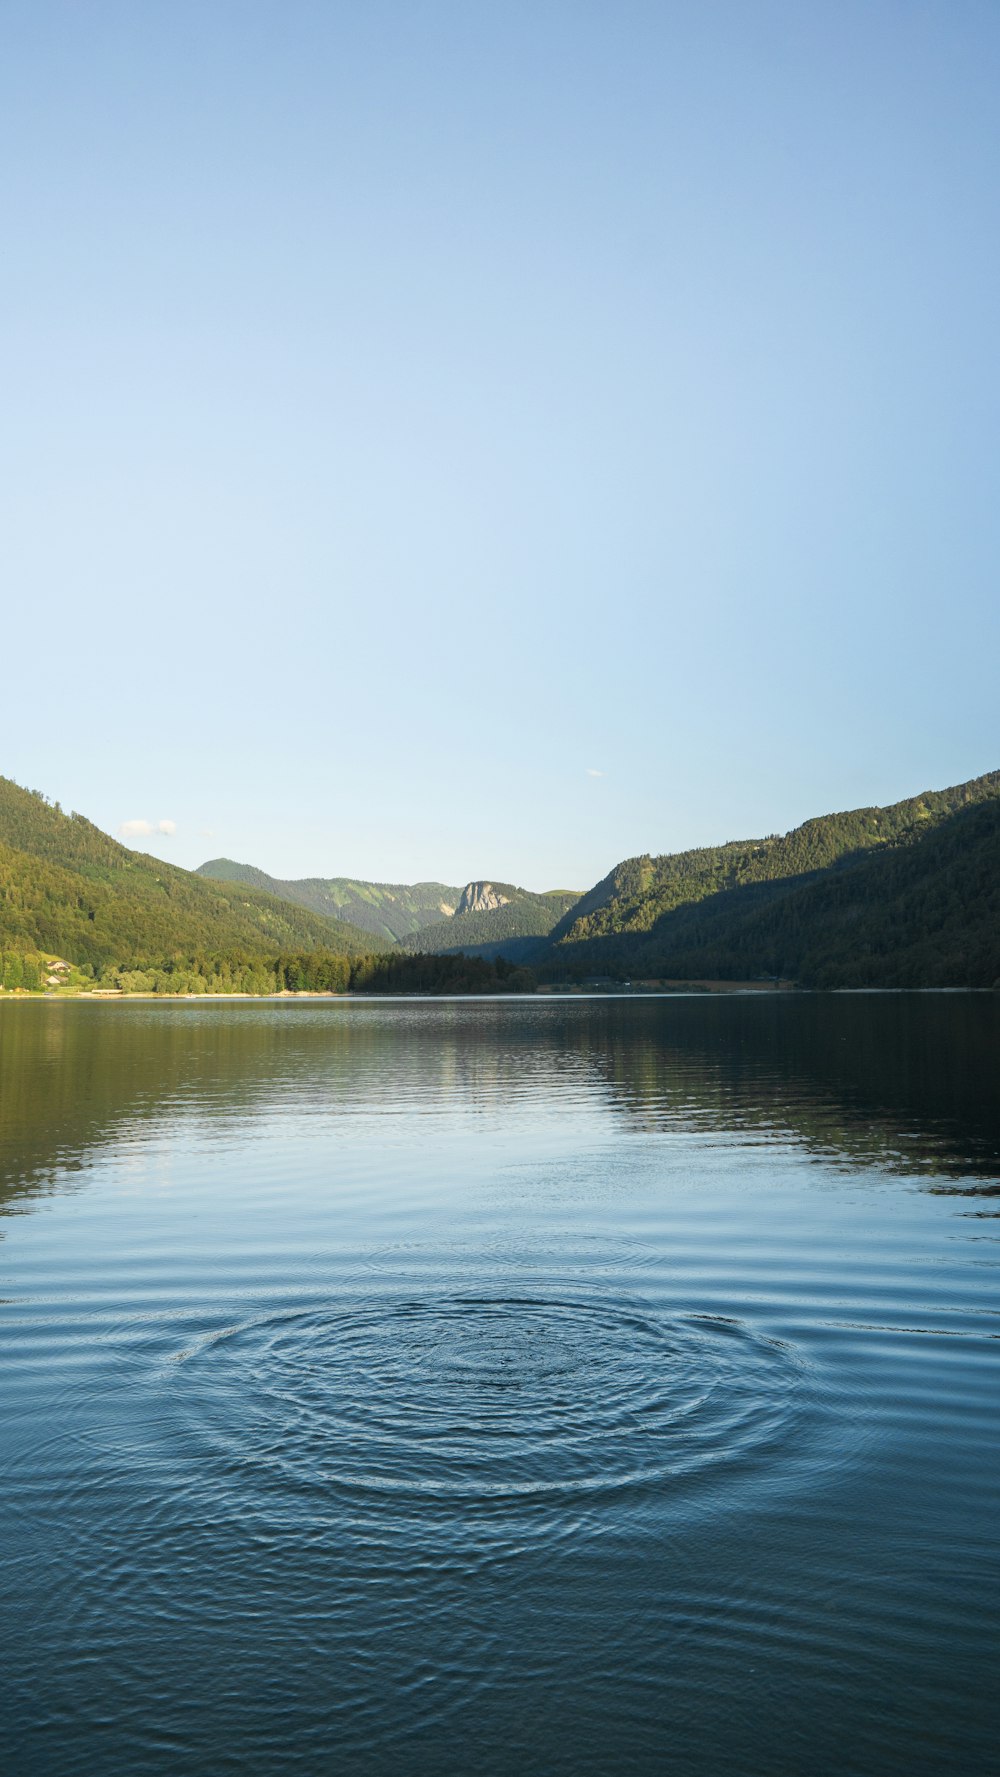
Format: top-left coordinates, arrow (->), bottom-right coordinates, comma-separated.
1,994 -> 998,1774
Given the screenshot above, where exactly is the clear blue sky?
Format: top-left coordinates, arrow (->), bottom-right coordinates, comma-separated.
2,1 -> 997,889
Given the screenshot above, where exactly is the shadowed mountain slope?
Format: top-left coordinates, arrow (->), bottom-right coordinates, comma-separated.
402,883 -> 582,957
541,771 -> 1000,987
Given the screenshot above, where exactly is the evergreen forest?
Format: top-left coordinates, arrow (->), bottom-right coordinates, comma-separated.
0,778 -> 378,968
538,771 -> 1000,987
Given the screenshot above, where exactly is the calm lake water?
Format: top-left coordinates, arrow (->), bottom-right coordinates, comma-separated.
1,994 -> 998,1775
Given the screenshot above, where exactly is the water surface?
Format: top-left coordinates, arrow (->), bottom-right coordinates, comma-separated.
1,995 -> 998,1774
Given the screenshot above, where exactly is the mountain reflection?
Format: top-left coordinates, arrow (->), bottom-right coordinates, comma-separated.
1,995 -> 997,1218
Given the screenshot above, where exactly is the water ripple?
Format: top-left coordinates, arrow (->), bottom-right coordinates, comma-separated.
166,1292 -> 807,1520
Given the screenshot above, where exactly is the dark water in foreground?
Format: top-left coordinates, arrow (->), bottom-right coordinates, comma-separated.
1,994 -> 998,1776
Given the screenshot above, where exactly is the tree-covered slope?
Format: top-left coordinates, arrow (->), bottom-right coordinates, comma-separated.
542,771 -> 1000,986
0,779 -> 378,965
741,798 -> 1000,987
550,771 -> 1000,950
403,884 -> 582,956
195,858 -> 460,942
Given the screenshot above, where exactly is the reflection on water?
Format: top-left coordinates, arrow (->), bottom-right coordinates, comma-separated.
2,994 -> 998,1207
1,996 -> 998,1775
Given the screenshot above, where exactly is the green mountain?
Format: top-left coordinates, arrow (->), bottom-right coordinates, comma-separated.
0,778 -> 378,967
6,767 -> 996,991
541,770 -> 1000,987
194,858 -> 460,943
402,881 -> 582,957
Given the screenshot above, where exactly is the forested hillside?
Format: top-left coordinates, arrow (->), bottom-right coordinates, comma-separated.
4,768 -> 997,992
402,884 -> 581,956
196,859 -> 460,942
541,771 -> 1000,986
0,779 -> 378,967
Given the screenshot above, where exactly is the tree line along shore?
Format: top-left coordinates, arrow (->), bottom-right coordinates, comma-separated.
0,949 -> 537,998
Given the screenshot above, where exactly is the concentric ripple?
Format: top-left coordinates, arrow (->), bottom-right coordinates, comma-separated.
169,1292 -> 806,1514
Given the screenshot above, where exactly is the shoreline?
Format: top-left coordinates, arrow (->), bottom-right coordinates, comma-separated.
0,984 -> 995,1002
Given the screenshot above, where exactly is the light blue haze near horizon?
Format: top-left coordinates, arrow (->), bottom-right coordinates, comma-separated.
1,1 -> 997,891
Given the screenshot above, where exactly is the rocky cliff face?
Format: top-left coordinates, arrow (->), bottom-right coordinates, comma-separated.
456,881 -> 511,916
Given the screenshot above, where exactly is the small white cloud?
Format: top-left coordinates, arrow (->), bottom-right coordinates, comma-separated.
119,817 -> 176,839
199,827 -> 215,839
586,768 -> 606,778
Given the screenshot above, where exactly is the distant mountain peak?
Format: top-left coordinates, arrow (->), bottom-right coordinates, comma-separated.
456,882 -> 511,916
